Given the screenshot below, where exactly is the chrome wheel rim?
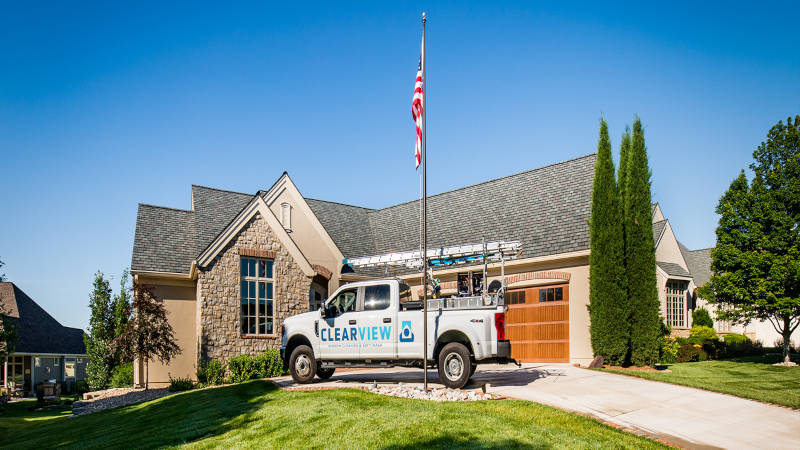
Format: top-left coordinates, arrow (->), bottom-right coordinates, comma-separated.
295,354 -> 312,378
444,353 -> 464,381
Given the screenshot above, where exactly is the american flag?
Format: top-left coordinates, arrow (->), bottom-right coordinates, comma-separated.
412,51 -> 424,169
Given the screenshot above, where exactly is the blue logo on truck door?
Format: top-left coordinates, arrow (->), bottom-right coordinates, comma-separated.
399,321 -> 414,342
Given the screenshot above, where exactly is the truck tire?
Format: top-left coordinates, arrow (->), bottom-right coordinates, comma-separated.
437,342 -> 472,389
289,345 -> 316,384
317,367 -> 335,380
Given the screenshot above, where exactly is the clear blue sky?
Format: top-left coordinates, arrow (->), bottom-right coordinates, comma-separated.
1,1 -> 798,330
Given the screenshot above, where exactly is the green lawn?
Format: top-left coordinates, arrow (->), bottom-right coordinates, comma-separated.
600,354 -> 800,409
1,381 -> 666,449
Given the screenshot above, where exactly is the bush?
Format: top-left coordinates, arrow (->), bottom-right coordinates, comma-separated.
227,354 -> 260,383
688,325 -> 718,345
110,362 -> 134,388
74,380 -> 90,396
720,334 -> 763,358
196,359 -> 226,386
677,344 -> 707,363
660,336 -> 680,364
254,349 -> 285,378
692,308 -> 714,328
228,350 -> 285,383
168,375 -> 194,392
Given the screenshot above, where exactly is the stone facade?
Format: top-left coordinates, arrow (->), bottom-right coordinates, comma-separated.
197,213 -> 311,362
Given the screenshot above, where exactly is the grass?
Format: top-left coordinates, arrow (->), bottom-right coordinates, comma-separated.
600,354 -> 800,409
0,381 -> 666,449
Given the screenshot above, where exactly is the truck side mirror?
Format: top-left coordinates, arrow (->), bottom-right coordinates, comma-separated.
319,307 -> 327,318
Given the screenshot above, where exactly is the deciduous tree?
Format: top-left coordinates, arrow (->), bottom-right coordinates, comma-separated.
699,116 -> 800,364
112,283 -> 181,389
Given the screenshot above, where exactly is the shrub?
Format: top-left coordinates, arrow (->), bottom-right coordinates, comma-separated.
168,375 -> 194,392
110,362 -> 134,388
227,354 -> 260,383
74,380 -> 90,396
688,325 -> 718,345
692,308 -> 714,328
720,334 -> 763,358
254,349 -> 284,378
677,344 -> 707,363
196,359 -> 226,386
660,336 -> 680,364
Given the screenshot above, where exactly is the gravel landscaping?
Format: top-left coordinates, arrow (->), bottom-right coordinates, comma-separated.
72,387 -> 172,416
367,383 -> 494,401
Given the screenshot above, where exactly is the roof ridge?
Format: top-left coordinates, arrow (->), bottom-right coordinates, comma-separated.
138,203 -> 194,213
305,197 -> 375,211
688,247 -> 714,252
191,184 -> 253,196
372,153 -> 597,212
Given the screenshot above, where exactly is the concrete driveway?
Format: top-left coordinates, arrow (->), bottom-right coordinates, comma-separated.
272,363 -> 800,449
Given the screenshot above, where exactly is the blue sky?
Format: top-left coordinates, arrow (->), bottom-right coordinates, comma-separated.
1,1 -> 798,330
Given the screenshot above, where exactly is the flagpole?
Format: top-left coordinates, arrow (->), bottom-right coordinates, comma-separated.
421,11 -> 428,392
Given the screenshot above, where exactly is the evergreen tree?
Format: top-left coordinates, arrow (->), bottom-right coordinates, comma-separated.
617,128 -> 632,207
85,271 -> 116,390
624,118 -> 661,366
588,119 -> 628,364
113,269 -> 132,339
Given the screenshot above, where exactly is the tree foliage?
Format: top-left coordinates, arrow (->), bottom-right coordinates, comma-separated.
111,283 -> 181,389
112,269 -> 132,349
589,119 -> 628,364
692,308 -> 714,328
699,116 -> 800,363
85,271 -> 115,390
624,118 -> 661,366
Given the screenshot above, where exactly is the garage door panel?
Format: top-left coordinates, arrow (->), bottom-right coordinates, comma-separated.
506,284 -> 569,362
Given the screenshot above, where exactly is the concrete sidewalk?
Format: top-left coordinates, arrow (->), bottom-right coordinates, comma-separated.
272,363 -> 800,449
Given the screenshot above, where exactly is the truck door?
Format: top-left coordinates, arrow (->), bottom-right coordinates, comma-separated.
319,286 -> 360,359
358,283 -> 396,359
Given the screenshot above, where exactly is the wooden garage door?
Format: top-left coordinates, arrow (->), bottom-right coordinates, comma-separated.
505,284 -> 569,362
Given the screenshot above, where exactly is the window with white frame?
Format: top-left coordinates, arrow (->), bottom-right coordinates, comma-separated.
280,202 -> 292,230
240,257 -> 275,335
666,281 -> 688,328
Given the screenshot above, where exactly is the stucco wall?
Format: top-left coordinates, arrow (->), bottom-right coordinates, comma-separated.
134,282 -> 197,387
197,213 -> 312,364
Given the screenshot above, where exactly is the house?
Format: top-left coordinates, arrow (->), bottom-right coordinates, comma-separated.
130,153 -> 720,385
681,246 -> 800,347
0,282 -> 88,396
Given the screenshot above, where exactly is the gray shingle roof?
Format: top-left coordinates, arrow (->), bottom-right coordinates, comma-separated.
132,205 -> 197,274
652,220 -> 667,246
0,282 -> 86,355
360,154 -> 596,259
132,154 -> 600,275
680,244 -> 713,287
306,199 -> 376,259
657,261 -> 692,278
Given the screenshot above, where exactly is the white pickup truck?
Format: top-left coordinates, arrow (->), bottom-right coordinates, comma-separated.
280,278 -> 513,389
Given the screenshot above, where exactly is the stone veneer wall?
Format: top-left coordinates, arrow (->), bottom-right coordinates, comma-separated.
197,212 -> 311,362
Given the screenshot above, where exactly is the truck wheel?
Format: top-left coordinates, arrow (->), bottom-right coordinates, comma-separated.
317,367 -> 335,380
437,343 -> 472,389
289,345 -> 317,384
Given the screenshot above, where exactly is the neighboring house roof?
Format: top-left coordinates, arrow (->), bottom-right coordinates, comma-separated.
680,243 -> 714,287
657,261 -> 692,278
0,282 -> 86,355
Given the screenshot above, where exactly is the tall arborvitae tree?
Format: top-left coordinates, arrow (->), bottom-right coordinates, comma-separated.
85,272 -> 116,389
588,119 -> 628,364
624,118 -> 661,366
618,128 -> 632,207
